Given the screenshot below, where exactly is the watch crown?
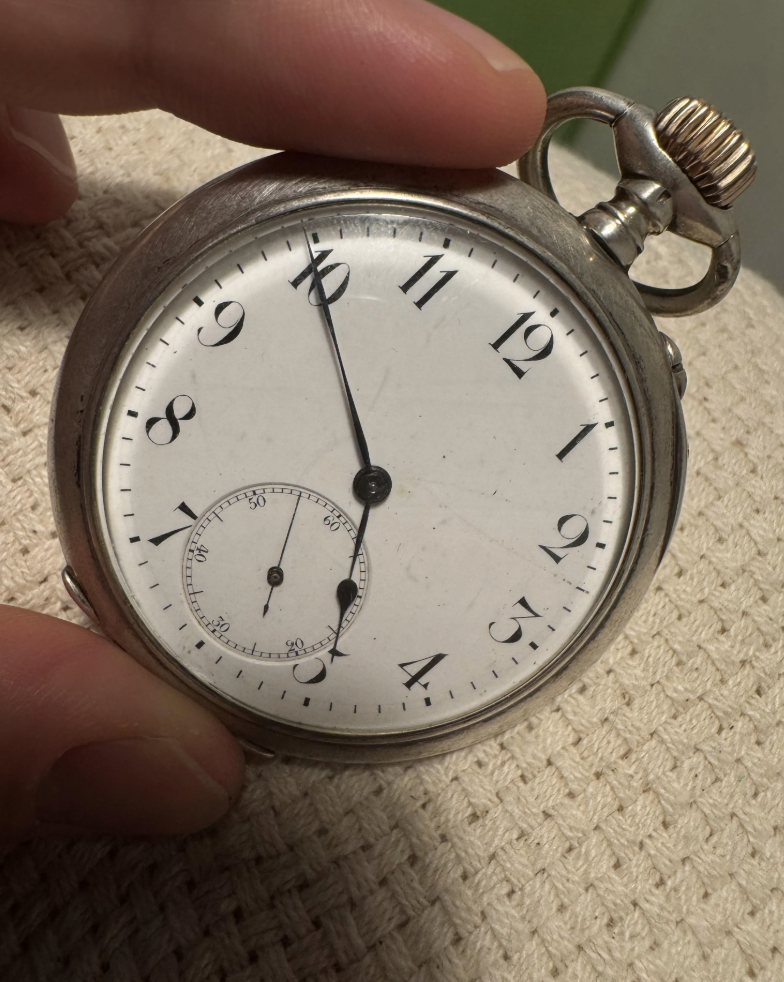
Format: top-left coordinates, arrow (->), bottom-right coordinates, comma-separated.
655,97 -> 756,208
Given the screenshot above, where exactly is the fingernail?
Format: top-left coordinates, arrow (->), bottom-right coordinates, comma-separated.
406,0 -> 530,72
0,105 -> 77,181
36,737 -> 234,835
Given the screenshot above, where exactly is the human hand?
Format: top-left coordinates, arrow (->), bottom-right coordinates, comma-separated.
0,0 -> 545,838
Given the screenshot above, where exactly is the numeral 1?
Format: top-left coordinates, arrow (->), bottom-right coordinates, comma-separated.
290,248 -> 350,305
400,255 -> 458,308
556,423 -> 597,461
290,248 -> 332,289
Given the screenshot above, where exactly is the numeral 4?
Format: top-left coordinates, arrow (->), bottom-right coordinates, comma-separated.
399,653 -> 448,690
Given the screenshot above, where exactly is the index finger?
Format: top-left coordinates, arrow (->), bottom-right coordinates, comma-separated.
0,0 -> 545,223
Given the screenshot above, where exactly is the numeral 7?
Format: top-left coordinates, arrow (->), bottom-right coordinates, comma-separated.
148,501 -> 198,546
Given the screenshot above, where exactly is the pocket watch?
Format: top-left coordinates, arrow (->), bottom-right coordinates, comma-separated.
50,89 -> 755,762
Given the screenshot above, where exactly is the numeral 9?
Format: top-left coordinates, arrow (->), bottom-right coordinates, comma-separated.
198,300 -> 245,347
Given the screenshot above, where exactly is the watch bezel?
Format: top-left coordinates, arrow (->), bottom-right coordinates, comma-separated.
50,152 -> 686,762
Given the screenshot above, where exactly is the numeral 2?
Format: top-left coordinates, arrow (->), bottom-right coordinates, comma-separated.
539,514 -> 590,564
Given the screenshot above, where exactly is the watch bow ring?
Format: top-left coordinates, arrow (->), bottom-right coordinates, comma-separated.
519,87 -> 756,316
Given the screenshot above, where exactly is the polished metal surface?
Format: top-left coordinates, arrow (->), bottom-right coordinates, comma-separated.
518,87 -> 753,316
660,333 -> 687,400
656,97 -> 756,208
581,177 -> 673,270
50,151 -> 686,762
62,565 -> 96,621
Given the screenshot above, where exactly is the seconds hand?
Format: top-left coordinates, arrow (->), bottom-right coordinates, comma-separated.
303,228 -> 392,656
263,495 -> 300,617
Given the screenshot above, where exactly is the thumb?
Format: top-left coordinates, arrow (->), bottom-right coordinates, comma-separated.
0,605 -> 245,840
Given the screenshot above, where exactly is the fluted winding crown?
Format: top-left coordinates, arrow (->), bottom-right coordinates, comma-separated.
655,97 -> 756,208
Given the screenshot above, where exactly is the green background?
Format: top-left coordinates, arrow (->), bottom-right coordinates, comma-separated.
432,0 -> 649,94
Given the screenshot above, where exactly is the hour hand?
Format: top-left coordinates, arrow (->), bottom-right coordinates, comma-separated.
337,578 -> 359,621
329,500 -> 370,658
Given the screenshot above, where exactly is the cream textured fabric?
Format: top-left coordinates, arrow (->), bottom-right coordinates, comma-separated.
1,112 -> 783,982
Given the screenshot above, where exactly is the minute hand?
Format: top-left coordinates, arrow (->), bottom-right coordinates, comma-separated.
304,229 -> 371,470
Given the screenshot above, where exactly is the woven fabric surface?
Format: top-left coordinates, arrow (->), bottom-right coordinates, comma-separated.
0,111 -> 782,982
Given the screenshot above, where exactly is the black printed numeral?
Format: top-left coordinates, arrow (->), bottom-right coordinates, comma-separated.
399,653 -> 448,690
540,514 -> 590,564
145,395 -> 196,445
489,596 -> 541,644
290,248 -> 350,305
149,501 -> 198,546
399,255 -> 458,308
556,423 -> 597,462
293,658 -> 327,684
198,300 -> 245,347
490,312 -> 554,379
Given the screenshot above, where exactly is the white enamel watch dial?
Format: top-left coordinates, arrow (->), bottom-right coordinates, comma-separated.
96,204 -> 637,737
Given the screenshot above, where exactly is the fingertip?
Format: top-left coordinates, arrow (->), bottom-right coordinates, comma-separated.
0,607 -> 247,839
36,735 -> 244,837
151,0 -> 547,170
0,105 -> 78,224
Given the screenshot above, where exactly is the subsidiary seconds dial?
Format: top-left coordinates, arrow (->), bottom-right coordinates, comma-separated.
184,485 -> 367,658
